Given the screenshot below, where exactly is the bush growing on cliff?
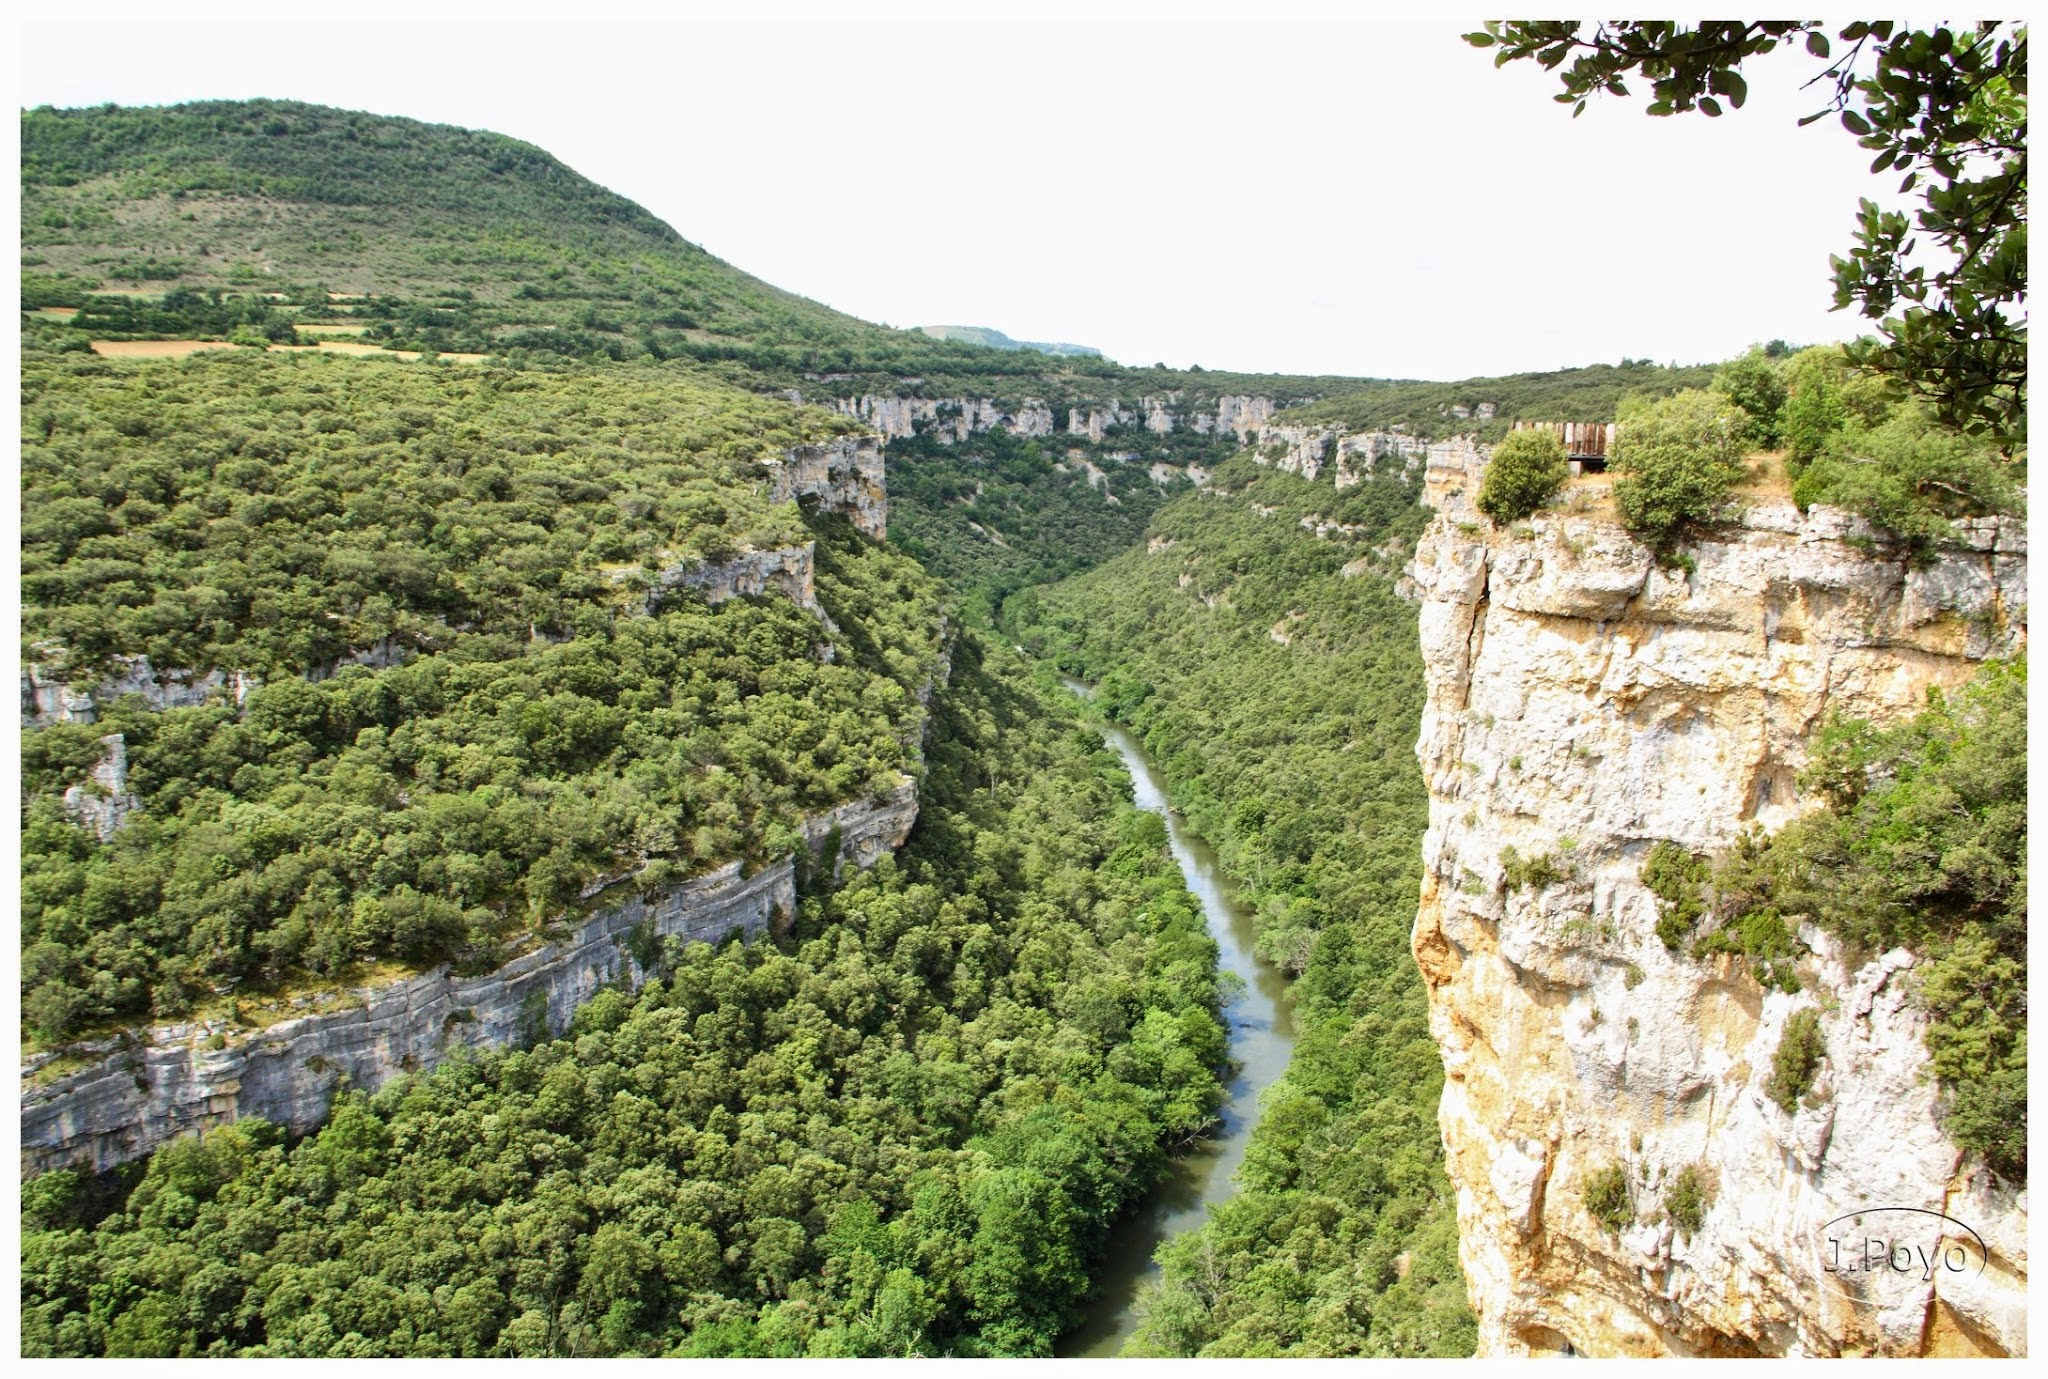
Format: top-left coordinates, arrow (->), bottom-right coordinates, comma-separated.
1642,841 -> 1708,950
1792,406 -> 2022,558
1477,428 -> 1569,524
1779,345 -> 1895,465
1664,1165 -> 1709,1240
1501,844 -> 1570,892
1759,660 -> 2026,1176
1765,1007 -> 1826,1113
1582,1163 -> 1633,1234
1711,345 -> 1788,448
1646,660 -> 2027,1178
1609,389 -> 1751,556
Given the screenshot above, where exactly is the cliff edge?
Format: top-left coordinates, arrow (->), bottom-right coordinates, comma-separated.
1406,450 -> 2027,1356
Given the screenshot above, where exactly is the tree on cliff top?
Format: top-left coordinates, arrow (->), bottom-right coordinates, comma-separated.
1466,22 -> 2027,449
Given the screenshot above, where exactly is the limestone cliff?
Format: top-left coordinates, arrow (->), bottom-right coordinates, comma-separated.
1249,424 -> 1466,489
823,392 -> 1279,446
646,541 -> 832,630
21,783 -> 921,1175
766,434 -> 889,539
1406,454 -> 2028,1357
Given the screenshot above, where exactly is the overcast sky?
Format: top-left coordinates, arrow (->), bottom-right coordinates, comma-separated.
21,2 -> 1889,381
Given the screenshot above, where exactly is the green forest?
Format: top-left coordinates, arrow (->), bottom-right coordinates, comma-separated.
19,341 -> 953,1045
17,86 -> 2027,1364
21,643 -> 1230,1357
1013,460 -> 1475,1356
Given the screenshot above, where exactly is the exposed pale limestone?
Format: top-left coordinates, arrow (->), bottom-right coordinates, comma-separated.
21,783 -> 921,1175
1207,394 -> 1275,437
1067,402 -> 1137,443
767,434 -> 888,539
61,733 -> 140,841
649,542 -> 831,630
22,656 -> 262,729
1408,498 -> 2028,1358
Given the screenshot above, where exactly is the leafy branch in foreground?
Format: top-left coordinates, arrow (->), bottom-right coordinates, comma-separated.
1467,21 -> 2026,448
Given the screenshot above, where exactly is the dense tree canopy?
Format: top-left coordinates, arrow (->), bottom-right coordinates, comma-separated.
19,348 -> 953,1044
20,643 -> 1229,1356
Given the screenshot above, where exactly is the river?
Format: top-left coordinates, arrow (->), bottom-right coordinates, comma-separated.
1055,690 -> 1297,1357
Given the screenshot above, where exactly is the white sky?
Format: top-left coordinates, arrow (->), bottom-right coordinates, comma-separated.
18,2 -> 1891,381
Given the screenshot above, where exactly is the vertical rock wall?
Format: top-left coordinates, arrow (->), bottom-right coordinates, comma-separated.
1406,486 -> 2027,1356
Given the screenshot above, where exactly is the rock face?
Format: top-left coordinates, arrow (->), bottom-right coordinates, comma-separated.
1407,479 -> 2029,1356
649,542 -> 831,629
21,783 -> 921,1175
826,393 -> 1281,446
767,434 -> 889,539
61,733 -> 141,841
1249,425 -> 1457,488
827,396 -> 1056,445
22,655 -> 261,729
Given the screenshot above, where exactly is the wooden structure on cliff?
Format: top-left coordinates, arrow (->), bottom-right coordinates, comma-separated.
1512,420 -> 1615,474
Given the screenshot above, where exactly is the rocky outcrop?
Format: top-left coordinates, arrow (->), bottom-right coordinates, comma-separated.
61,733 -> 140,842
1407,494 -> 2028,1356
767,434 -> 888,538
1246,424 -> 1453,489
828,393 -> 1280,446
647,541 -> 832,631
21,782 -> 922,1176
828,396 -> 1055,444
22,655 -> 261,729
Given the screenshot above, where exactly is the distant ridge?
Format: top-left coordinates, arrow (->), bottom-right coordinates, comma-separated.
918,324 -> 1104,359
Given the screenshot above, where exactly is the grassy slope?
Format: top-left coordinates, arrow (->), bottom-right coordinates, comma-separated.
19,100 -> 1370,403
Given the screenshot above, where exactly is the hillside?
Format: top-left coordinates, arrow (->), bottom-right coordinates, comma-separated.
20,101 -> 1367,403
918,325 -> 1103,358
21,100 -> 901,359
18,342 -> 950,1048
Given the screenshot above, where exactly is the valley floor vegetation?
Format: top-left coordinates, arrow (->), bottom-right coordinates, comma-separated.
20,642 -> 1230,1357
1014,458 -> 1476,1356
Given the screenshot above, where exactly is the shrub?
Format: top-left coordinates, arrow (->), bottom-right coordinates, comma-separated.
1501,844 -> 1569,892
1641,841 -> 1708,951
1779,345 -> 1894,466
1919,925 -> 2027,1181
1582,1163 -> 1633,1234
1478,428 -> 1569,524
1665,1164 -> 1708,1239
1765,1007 -> 1825,1113
1712,346 -> 1788,448
1792,407 -> 2021,557
1610,390 -> 1751,555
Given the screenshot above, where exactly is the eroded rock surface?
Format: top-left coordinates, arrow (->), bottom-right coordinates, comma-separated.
768,434 -> 889,539
1407,493 -> 2028,1357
